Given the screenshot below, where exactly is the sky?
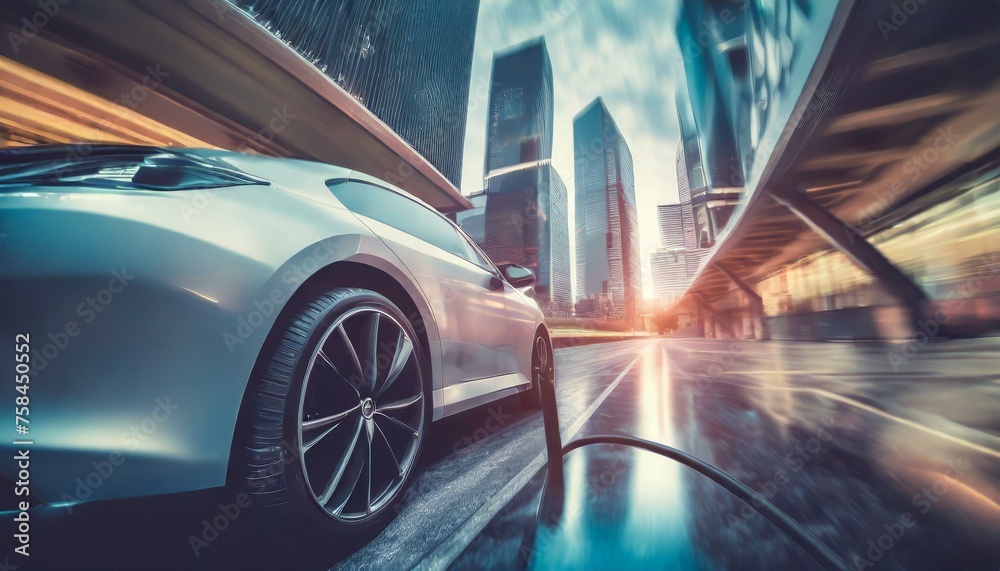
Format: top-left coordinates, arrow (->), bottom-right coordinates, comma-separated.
460,0 -> 686,299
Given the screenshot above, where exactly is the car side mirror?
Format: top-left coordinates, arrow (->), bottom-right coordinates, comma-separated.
499,263 -> 535,288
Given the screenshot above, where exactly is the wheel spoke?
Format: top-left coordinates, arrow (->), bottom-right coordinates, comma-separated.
375,411 -> 418,438
318,415 -> 363,505
316,349 -> 360,398
375,421 -> 402,477
330,455 -> 364,517
303,420 -> 342,453
302,403 -> 359,432
377,331 -> 413,398
361,312 -> 380,390
378,393 -> 422,412
337,324 -> 365,385
365,419 -> 374,515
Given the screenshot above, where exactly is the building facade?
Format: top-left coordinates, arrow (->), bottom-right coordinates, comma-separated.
675,136 -> 699,250
573,98 -> 641,321
483,38 -> 553,177
232,0 -> 480,187
657,204 -> 686,250
467,38 -> 570,315
481,162 -> 570,314
455,190 -> 488,244
651,248 -> 689,302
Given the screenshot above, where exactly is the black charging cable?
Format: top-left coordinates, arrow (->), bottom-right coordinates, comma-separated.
533,358 -> 852,571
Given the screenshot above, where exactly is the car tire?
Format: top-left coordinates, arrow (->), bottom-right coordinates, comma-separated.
520,333 -> 553,409
233,287 -> 429,545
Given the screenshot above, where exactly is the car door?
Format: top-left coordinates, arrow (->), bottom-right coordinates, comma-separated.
329,180 -> 523,414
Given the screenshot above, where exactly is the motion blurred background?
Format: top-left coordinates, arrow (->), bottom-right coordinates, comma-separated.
2,0 -> 997,343
1,1 -> 999,568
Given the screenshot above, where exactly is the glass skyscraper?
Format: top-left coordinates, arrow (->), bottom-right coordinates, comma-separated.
676,0 -> 746,241
674,135 -> 699,250
456,190 -> 488,244
471,38 -> 570,315
483,38 -> 553,177
651,249 -> 688,302
657,204 -> 686,250
481,163 -> 570,314
573,97 -> 641,321
231,0 -> 480,187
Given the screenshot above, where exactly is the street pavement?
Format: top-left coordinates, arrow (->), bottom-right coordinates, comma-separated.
11,337 -> 1000,570
348,337 -> 1000,570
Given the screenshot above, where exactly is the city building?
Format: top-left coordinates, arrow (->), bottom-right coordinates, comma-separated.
482,162 -> 571,314
455,190 -> 488,244
674,135 -> 700,249
674,0 -> 746,246
470,38 -> 570,315
650,136 -> 716,303
651,248 -> 689,302
657,204 -> 686,250
483,38 -> 553,177
232,0 -> 480,187
573,97 -> 641,321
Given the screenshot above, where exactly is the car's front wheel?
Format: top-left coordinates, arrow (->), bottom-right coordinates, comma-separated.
234,287 -> 428,544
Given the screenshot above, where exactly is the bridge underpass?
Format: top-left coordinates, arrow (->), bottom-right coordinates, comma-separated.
669,0 -> 1000,341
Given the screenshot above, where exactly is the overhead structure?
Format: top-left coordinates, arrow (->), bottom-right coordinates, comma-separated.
670,0 -> 1000,338
0,0 -> 471,212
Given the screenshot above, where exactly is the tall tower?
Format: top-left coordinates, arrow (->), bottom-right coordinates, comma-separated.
483,38 -> 553,177
479,38 -> 570,315
675,137 -> 697,250
573,97 -> 641,320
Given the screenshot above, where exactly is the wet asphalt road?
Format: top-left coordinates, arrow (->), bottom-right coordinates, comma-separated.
10,337 -> 1000,570
343,336 -> 1000,570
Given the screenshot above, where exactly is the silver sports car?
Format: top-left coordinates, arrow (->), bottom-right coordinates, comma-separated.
0,145 -> 552,541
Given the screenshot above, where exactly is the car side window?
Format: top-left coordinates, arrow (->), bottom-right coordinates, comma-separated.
453,224 -> 493,269
330,180 -> 483,267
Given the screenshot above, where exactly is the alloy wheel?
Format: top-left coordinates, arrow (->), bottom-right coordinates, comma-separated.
297,306 -> 424,522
